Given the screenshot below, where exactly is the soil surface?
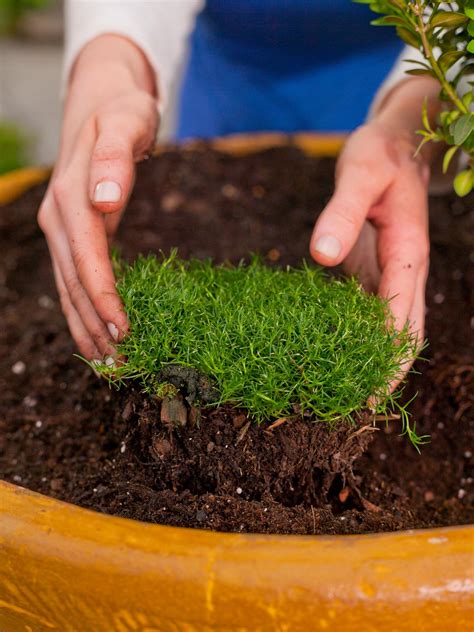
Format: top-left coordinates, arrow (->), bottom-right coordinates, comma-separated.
0,144 -> 473,534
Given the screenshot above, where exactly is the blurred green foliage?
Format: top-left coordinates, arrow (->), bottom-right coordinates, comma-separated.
0,122 -> 29,174
0,1 -> 48,172
0,0 -> 50,35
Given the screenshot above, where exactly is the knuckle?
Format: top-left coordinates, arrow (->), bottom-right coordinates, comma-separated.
334,206 -> 361,232
63,273 -> 84,307
70,244 -> 89,276
52,177 -> 69,206
407,231 -> 430,264
89,324 -> 107,346
388,235 -> 429,271
418,237 -> 430,262
89,288 -> 117,312
92,141 -> 129,164
77,338 -> 96,359
37,206 -> 48,233
57,290 -> 71,316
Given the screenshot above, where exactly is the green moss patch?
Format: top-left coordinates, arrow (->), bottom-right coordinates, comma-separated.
98,254 -> 421,443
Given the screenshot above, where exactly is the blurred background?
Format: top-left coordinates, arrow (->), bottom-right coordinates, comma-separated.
0,0 -> 180,173
0,0 -> 62,172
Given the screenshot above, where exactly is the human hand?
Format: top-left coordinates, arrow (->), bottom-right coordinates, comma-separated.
38,35 -> 158,360
310,79 -> 440,384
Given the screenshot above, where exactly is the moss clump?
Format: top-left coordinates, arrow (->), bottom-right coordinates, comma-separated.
99,253 -> 421,441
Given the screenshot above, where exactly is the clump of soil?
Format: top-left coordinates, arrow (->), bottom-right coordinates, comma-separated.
158,364 -> 219,405
0,144 -> 473,534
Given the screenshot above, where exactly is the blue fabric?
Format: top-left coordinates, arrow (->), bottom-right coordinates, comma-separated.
176,1 -> 403,139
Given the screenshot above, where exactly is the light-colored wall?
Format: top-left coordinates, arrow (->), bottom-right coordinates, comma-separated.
0,38 -> 63,165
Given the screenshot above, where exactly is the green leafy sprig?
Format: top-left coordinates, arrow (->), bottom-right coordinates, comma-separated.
356,0 -> 474,196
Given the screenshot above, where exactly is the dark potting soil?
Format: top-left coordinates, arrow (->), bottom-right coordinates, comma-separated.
0,144 -> 473,535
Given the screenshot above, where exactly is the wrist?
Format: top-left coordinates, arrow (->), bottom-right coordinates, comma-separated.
373,77 -> 441,164
69,34 -> 157,100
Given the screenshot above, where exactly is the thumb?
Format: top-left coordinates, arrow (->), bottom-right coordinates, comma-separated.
310,151 -> 391,267
89,111 -> 154,214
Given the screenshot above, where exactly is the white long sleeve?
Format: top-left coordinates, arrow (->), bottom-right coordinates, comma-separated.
369,44 -> 471,118
64,0 -> 202,111
367,45 -> 426,119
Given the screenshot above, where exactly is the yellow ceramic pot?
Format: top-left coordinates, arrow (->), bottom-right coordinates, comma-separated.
1,133 -> 473,632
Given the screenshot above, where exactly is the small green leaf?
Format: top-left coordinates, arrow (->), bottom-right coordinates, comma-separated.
462,91 -> 473,108
463,130 -> 474,152
438,50 -> 465,73
396,26 -> 420,48
405,68 -> 435,77
468,21 -> 474,37
468,40 -> 474,54
421,98 -> 432,133
430,12 -> 468,29
414,135 -> 433,157
438,86 -> 452,102
452,114 -> 474,146
442,146 -> 458,174
453,169 -> 474,197
371,16 -> 407,27
405,58 -> 433,68
465,1 -> 474,20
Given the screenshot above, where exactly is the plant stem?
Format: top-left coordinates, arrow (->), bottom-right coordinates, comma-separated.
412,1 -> 468,114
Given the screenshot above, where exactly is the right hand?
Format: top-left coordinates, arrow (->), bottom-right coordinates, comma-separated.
38,35 -> 158,360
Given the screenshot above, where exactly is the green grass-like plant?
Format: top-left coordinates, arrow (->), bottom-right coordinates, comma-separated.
97,253 -> 423,445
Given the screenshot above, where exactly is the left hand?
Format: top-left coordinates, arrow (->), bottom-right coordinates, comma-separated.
310,120 -> 431,382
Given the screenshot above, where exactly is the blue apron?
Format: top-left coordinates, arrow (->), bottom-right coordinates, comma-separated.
176,0 -> 402,139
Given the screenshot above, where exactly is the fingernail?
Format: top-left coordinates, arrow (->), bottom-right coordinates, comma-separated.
93,181 -> 122,203
90,359 -> 103,378
105,355 -> 116,368
313,235 -> 341,260
107,322 -> 119,341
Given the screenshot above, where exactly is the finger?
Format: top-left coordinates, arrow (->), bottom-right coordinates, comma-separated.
104,206 -> 126,242
52,139 -> 129,339
42,197 -> 118,355
90,99 -> 157,214
388,270 -> 427,393
408,273 -> 427,346
310,148 -> 392,267
51,231 -> 118,357
374,173 -> 429,392
51,258 -> 101,360
379,255 -> 419,333
375,178 -> 429,334
343,222 -> 380,293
